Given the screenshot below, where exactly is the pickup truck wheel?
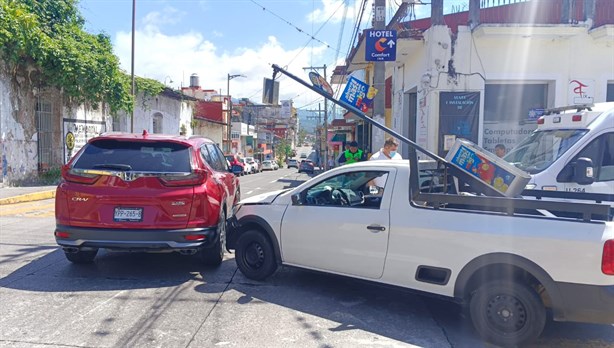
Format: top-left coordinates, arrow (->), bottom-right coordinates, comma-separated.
469,280 -> 546,347
235,230 -> 277,280
200,210 -> 226,266
64,249 -> 98,264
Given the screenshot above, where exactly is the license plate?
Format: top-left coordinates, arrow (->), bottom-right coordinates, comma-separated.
114,207 -> 143,222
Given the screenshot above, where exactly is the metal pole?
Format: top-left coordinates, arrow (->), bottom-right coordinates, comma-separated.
271,64 -> 445,163
372,0 -> 385,154
227,74 -> 231,153
130,0 -> 136,133
318,103 -> 323,168
323,64 -> 328,170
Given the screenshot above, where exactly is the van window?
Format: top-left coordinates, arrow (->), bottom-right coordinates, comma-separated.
557,132 -> 614,183
505,129 -> 588,174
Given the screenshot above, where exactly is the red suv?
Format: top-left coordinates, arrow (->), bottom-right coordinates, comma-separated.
54,132 -> 240,266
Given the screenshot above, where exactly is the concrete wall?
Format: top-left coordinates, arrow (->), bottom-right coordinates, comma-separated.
114,93 -> 194,137
0,61 -> 197,185
0,62 -> 69,184
193,121 -> 223,146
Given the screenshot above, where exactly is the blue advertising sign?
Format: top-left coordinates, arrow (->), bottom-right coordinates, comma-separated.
340,76 -> 378,112
365,30 -> 397,62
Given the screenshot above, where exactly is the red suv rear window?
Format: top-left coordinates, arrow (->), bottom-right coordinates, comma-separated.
74,139 -> 192,172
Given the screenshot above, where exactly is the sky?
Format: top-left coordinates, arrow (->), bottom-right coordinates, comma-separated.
78,0 -> 468,111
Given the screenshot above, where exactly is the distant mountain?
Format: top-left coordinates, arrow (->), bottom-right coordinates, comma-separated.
297,109 -> 319,134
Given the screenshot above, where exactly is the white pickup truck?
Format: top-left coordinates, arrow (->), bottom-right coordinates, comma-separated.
236,64 -> 614,346
227,160 -> 614,347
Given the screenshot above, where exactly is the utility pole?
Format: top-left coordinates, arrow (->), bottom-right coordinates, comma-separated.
305,107 -> 326,169
303,65 -> 328,170
130,0 -> 136,133
372,0 -> 386,154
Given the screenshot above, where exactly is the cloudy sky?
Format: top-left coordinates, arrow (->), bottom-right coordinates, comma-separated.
78,0 -> 466,110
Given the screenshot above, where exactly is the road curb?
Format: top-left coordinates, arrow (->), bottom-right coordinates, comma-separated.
0,190 -> 56,205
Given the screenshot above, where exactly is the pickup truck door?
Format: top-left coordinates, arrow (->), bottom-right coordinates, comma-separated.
280,169 -> 395,279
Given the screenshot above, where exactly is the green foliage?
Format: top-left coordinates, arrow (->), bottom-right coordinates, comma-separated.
39,166 -> 61,185
0,0 -> 134,114
135,76 -> 165,97
276,138 -> 292,164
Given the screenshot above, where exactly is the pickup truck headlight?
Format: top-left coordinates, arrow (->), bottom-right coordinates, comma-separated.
524,183 -> 537,190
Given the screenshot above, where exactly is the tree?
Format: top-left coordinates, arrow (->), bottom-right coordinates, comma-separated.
276,137 -> 291,165
0,0 -> 135,114
297,128 -> 307,146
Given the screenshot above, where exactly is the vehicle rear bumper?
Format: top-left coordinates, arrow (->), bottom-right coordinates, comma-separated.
55,224 -> 218,251
554,281 -> 614,324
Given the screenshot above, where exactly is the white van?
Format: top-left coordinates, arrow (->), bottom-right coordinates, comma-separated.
504,102 -> 614,194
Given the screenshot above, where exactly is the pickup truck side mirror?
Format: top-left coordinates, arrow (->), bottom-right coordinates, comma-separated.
574,157 -> 595,185
291,193 -> 302,205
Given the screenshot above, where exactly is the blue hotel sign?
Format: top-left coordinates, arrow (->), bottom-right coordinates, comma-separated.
365,30 -> 397,62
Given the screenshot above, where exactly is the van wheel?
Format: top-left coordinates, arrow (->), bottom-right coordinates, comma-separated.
64,249 -> 98,264
200,210 -> 226,266
469,280 -> 546,347
235,230 -> 277,280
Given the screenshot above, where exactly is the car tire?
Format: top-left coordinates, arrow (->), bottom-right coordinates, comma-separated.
64,249 -> 98,264
200,209 -> 226,266
235,229 -> 277,280
469,280 -> 546,347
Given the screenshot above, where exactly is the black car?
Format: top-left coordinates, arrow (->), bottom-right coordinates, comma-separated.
298,159 -> 315,174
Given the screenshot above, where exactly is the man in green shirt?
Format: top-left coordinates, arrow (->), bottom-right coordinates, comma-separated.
338,141 -> 366,165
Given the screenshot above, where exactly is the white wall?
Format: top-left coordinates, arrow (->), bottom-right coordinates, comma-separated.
115,93 -> 194,137
394,23 -> 614,155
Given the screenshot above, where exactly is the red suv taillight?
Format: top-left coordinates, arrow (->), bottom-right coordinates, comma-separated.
603,240 -> 614,275
159,169 -> 207,187
62,166 -> 100,185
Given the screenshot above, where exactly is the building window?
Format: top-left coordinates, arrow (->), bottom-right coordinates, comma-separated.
483,83 -> 548,153
607,83 -> 614,102
152,112 -> 163,134
36,100 -> 53,171
231,131 -> 240,139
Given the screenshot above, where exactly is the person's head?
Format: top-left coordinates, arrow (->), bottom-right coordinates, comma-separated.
495,144 -> 506,158
382,138 -> 399,156
348,141 -> 359,153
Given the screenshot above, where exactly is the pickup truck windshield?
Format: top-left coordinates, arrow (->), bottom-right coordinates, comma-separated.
505,129 -> 588,174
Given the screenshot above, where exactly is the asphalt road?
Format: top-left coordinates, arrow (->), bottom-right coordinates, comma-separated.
1,168 -> 612,347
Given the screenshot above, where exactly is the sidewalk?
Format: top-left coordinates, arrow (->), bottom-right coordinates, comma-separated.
0,185 -> 57,205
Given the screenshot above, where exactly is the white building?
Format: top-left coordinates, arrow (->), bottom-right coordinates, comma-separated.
345,0 -> 614,157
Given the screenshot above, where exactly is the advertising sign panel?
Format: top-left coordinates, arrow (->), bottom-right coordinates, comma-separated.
340,76 -> 377,112
438,92 -> 480,156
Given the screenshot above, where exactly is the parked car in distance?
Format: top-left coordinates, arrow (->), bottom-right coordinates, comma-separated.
298,159 -> 315,174
55,132 -> 240,266
271,161 -> 279,170
261,160 -> 274,171
245,157 -> 260,173
239,158 -> 253,175
300,153 -> 307,159
287,158 -> 298,169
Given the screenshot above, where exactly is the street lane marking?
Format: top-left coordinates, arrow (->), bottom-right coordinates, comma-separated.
246,191 -> 253,195
0,202 -> 55,216
269,179 -> 277,183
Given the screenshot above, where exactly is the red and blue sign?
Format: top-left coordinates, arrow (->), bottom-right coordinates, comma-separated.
365,30 -> 396,62
340,76 -> 377,112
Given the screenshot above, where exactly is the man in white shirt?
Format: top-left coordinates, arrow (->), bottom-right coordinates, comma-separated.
370,138 -> 402,161
369,138 -> 402,189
